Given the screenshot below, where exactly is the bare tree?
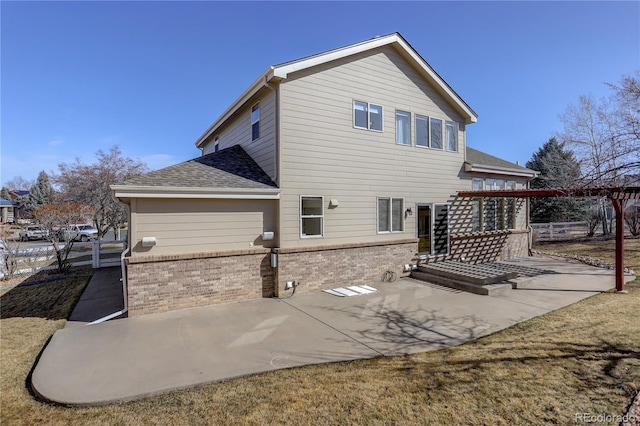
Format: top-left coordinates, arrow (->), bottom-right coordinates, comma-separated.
33,203 -> 89,274
54,146 -> 148,239
558,73 -> 640,235
4,176 -> 35,191
559,72 -> 640,185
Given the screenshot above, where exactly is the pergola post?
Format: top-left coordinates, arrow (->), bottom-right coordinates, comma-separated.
612,199 -> 627,292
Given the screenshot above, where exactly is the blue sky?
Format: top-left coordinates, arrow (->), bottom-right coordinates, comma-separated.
1,1 -> 638,188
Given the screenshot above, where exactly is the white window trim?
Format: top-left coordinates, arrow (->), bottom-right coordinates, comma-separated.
251,103 -> 260,141
376,197 -> 405,234
214,136 -> 219,152
300,195 -> 324,239
395,110 -> 412,146
353,100 -> 383,132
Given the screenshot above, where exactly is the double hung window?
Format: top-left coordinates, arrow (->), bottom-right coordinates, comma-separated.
300,196 -> 323,238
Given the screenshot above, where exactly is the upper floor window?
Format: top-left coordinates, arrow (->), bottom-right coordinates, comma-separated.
416,115 -> 429,147
214,136 -> 219,153
430,117 -> 443,149
446,121 -> 458,152
396,110 -> 411,145
251,103 -> 260,141
354,101 -> 383,131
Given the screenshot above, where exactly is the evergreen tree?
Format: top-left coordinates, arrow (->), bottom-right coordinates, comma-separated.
526,138 -> 586,223
0,187 -> 11,202
26,171 -> 55,212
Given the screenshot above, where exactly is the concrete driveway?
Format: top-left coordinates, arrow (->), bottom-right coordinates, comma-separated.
30,257 -> 632,406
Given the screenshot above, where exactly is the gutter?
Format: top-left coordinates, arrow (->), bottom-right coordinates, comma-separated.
111,185 -> 281,200
88,247 -> 129,325
464,162 -> 539,178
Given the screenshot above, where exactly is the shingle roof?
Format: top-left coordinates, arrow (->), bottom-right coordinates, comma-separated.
0,198 -> 14,206
466,146 -> 537,175
121,145 -> 278,189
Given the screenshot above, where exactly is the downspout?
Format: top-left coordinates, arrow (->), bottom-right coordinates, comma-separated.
265,77 -> 281,296
526,179 -> 533,256
88,202 -> 130,324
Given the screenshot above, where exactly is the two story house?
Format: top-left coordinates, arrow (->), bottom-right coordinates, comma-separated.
113,33 -> 537,316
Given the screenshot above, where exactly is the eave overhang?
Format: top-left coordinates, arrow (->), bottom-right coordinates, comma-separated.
464,162 -> 539,178
111,185 -> 280,201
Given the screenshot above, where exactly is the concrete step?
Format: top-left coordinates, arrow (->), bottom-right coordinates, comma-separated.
411,270 -> 513,296
417,261 -> 518,285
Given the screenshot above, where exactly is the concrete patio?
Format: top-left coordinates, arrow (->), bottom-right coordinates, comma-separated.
30,256 -> 634,406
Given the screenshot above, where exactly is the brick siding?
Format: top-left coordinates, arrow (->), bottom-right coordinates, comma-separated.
126,248 -> 273,316
272,239 -> 418,296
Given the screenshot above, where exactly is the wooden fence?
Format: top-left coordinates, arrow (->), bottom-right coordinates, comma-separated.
1,240 -> 126,279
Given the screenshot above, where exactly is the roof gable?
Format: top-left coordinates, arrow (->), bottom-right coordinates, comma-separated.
196,32 -> 477,148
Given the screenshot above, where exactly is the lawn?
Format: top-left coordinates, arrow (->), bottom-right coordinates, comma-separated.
1,255 -> 639,425
534,236 -> 640,282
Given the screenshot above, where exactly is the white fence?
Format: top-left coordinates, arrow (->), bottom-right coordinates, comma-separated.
531,222 -> 589,240
1,240 -> 127,279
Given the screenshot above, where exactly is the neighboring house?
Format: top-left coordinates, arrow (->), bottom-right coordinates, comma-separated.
113,33 -> 537,316
0,198 -> 15,224
8,190 -> 29,220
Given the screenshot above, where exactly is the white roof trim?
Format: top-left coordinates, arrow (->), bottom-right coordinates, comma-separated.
195,33 -> 477,148
111,185 -> 280,200
464,163 -> 539,178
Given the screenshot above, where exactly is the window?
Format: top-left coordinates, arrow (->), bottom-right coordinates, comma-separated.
430,117 -> 443,149
446,121 -> 458,152
377,197 -> 404,233
505,181 -> 516,229
472,178 -> 484,232
417,204 -> 450,255
354,101 -> 383,131
214,136 -> 219,153
300,196 -> 323,238
416,115 -> 428,147
473,178 -> 518,232
396,110 -> 411,145
251,104 -> 260,141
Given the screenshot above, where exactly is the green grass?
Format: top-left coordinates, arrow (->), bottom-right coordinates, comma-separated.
1,253 -> 639,424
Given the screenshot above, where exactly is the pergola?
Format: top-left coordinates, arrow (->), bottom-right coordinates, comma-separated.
457,186 -> 640,292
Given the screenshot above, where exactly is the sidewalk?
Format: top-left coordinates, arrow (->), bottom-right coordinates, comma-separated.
30,257 -> 634,406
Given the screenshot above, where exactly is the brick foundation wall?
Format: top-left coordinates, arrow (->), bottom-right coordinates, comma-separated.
273,239 -> 418,296
126,248 -> 274,316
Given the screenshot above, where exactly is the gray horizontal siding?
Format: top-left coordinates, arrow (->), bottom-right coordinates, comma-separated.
279,45 -> 468,248
131,199 -> 277,255
202,89 -> 277,181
